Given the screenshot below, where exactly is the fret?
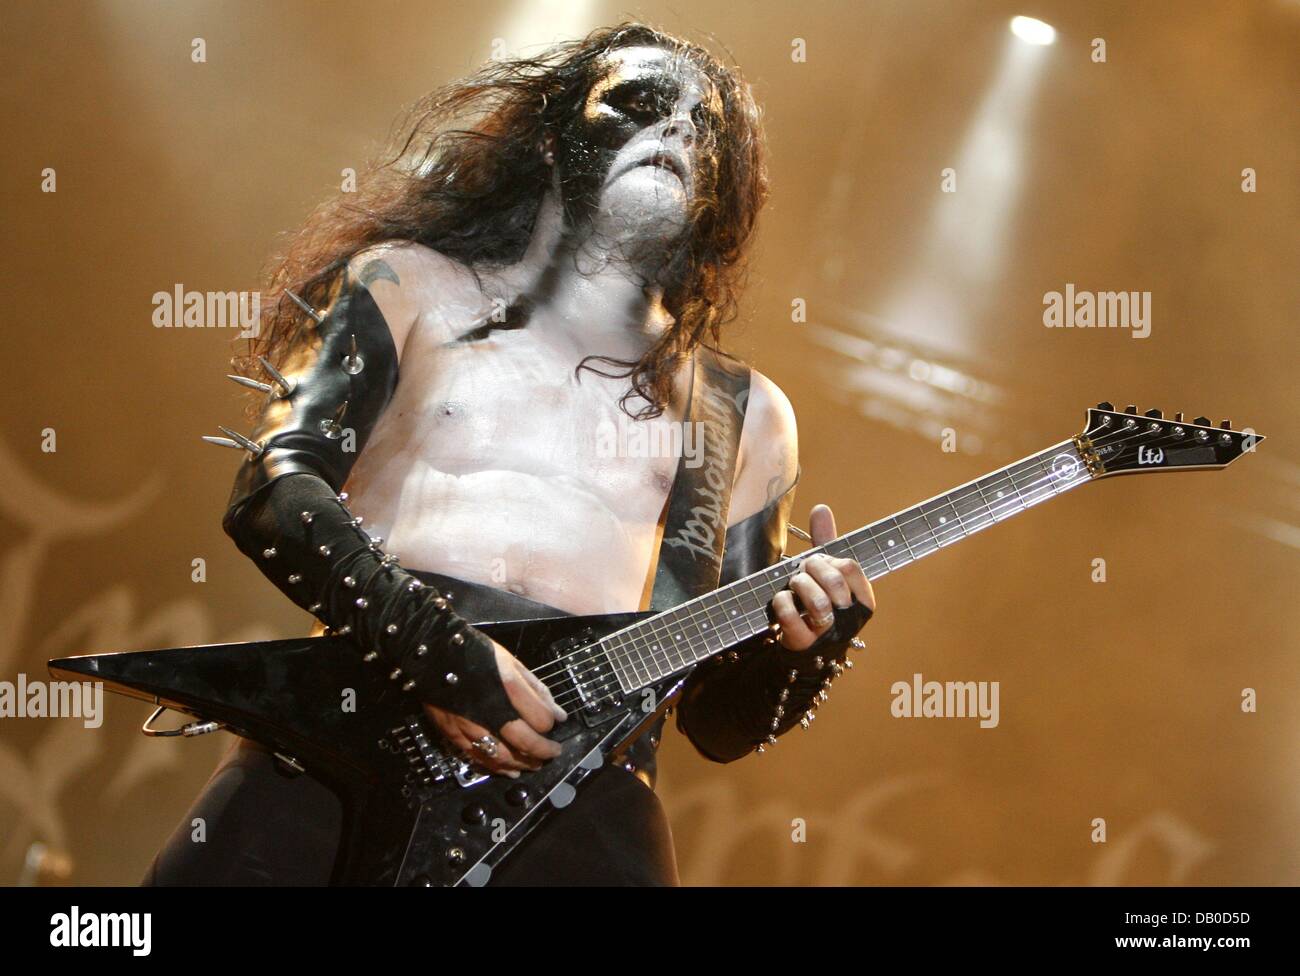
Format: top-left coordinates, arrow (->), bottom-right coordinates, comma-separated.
871,518 -> 913,569
919,497 -> 966,547
1004,461 -> 1032,508
597,440 -> 1094,692
897,507 -> 939,560
714,589 -> 749,646
847,530 -> 890,578
980,475 -> 1020,521
951,481 -> 995,534
645,612 -> 691,675
1016,456 -> 1056,507
606,634 -> 645,692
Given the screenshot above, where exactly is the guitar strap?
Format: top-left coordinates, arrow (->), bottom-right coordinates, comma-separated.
648,345 -> 752,611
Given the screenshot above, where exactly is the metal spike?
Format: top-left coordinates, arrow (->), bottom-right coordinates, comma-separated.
342,334 -> 364,374
216,426 -> 263,457
788,524 -> 812,543
257,356 -> 296,397
319,400 -> 348,439
1173,412 -> 1185,422
200,435 -> 242,450
284,288 -> 324,324
227,374 -> 273,394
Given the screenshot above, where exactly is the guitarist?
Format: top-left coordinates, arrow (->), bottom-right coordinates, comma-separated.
145,22 -> 874,886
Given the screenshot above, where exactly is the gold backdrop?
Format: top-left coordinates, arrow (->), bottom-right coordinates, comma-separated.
2,0 -> 1296,885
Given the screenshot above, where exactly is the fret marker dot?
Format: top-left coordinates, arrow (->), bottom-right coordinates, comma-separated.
887,540 -> 895,547
997,491 -> 1004,498
939,516 -> 947,524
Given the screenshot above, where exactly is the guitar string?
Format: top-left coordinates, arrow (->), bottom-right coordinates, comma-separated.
539,421 -> 1147,695
541,420 -> 1196,710
540,421 -> 1182,706
544,457 -> 1088,711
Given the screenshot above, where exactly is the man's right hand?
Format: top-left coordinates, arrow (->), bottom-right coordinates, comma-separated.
423,641 -> 567,777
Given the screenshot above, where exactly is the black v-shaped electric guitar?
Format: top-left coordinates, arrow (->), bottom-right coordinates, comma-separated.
49,403 -> 1263,885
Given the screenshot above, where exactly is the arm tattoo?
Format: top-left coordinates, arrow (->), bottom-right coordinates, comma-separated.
358,258 -> 400,288
764,444 -> 791,505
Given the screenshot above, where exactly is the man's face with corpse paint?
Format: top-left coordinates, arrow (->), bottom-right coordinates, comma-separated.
554,45 -> 724,254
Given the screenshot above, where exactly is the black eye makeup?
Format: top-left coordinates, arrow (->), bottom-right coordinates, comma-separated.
606,80 -> 672,120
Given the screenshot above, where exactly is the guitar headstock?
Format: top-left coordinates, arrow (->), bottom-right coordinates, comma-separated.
1077,402 -> 1264,478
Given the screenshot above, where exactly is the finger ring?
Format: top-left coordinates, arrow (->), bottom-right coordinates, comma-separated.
470,735 -> 498,758
813,611 -> 835,628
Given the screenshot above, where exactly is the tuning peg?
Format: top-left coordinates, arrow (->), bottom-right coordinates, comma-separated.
1124,404 -> 1138,414
1096,401 -> 1114,411
1220,420 -> 1232,429
1193,416 -> 1211,426
1173,412 -> 1184,422
1144,408 -> 1163,419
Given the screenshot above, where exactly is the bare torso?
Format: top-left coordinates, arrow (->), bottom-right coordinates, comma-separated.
340,242 -> 778,616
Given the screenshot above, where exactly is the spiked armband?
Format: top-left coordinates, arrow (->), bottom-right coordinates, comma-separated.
675,478 -> 873,763
207,270 -> 520,735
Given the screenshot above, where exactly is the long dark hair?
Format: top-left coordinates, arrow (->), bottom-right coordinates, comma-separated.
235,21 -> 769,420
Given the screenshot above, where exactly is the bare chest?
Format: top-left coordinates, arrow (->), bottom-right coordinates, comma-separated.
343,324 -> 691,612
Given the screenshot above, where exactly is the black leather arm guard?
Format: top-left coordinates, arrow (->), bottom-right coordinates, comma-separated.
217,269 -> 520,736
674,476 -> 873,763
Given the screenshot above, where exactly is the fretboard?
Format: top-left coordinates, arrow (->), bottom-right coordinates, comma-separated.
601,439 -> 1092,693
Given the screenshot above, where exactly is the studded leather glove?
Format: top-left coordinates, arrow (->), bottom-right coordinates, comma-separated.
675,478 -> 872,762
210,266 -> 521,736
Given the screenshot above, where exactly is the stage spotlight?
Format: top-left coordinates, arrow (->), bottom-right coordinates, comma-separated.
1009,15 -> 1056,45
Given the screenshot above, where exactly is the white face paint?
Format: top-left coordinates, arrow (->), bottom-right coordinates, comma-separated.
558,46 -> 723,258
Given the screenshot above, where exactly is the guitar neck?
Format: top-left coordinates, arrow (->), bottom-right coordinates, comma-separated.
603,438 -> 1093,693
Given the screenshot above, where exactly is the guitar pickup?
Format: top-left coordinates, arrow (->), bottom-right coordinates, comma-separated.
547,629 -> 624,726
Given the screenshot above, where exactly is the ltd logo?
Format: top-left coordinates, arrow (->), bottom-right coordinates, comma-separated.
1137,446 -> 1165,465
